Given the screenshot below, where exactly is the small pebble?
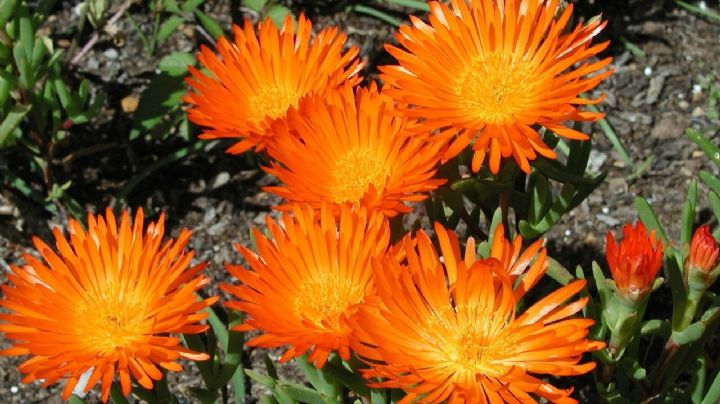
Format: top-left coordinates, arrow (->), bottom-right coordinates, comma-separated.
10,386 -> 18,394
121,96 -> 139,113
564,229 -> 572,237
212,172 -> 231,189
602,207 -> 610,214
692,107 -> 705,117
678,100 -> 690,110
597,214 -> 620,226
692,84 -> 703,95
643,66 -> 653,76
103,48 -> 119,60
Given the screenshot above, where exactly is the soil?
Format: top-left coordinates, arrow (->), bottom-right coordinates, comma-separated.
2,0 -> 720,402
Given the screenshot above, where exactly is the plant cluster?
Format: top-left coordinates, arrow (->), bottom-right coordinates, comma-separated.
2,0 -> 720,403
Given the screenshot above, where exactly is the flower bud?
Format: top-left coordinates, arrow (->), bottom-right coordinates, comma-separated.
685,225 -> 720,290
606,221 -> 664,302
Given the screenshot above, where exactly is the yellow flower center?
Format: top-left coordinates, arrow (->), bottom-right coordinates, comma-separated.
293,272 -> 363,329
73,288 -> 148,355
248,84 -> 301,123
439,303 -> 513,378
328,147 -> 390,203
454,52 -> 536,125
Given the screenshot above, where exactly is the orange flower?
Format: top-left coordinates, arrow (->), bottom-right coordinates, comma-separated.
222,204 -> 389,367
0,208 -> 216,401
184,15 -> 362,154
686,225 -> 719,275
684,225 -> 720,290
606,221 -> 664,301
352,224 -> 603,403
380,0 -> 613,174
264,83 -> 446,217
488,223 -> 548,300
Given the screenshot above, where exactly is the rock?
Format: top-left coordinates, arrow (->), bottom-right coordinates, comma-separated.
212,172 -> 231,189
651,114 -> 687,139
645,74 -> 666,104
120,95 -> 139,113
618,111 -> 653,125
608,178 -> 628,194
597,214 -> 620,226
103,48 -> 119,60
588,150 -> 607,172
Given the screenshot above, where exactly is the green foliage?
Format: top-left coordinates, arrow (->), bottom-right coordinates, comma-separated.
1,0 -> 104,217
427,132 -> 605,242
586,128 -> 720,403
243,0 -> 293,27
127,0 -> 226,55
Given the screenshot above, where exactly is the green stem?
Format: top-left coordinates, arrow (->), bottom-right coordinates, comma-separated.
607,299 -> 642,358
677,287 -> 704,332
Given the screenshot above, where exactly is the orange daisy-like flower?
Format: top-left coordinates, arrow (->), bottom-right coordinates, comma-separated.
0,208 -> 216,401
352,223 -> 603,403
264,83 -> 446,217
606,221 -> 664,301
222,204 -> 389,367
381,0 -> 613,173
184,14 -> 363,154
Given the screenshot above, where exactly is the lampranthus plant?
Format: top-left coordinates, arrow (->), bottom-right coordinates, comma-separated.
351,224 -> 603,403
380,0 -> 613,173
264,83 -> 446,217
222,203 -> 389,367
606,221 -> 664,302
184,14 -> 363,154
0,208 -> 216,401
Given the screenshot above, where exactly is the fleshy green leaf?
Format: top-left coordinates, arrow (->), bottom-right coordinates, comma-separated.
671,321 -> 706,345
0,0 -> 17,27
194,10 -> 224,39
634,196 -> 669,244
0,104 -> 30,147
182,0 -> 205,12
266,5 -> 292,28
244,0 -> 268,12
545,257 -> 574,285
282,383 -> 326,404
158,51 -> 196,76
681,180 -> 698,246
157,15 -> 185,43
687,128 -> 720,169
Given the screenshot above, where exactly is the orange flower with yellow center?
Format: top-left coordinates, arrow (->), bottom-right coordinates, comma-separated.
222,204 -> 389,367
381,0 -> 613,173
352,224 -> 603,403
0,208 -> 216,401
264,84 -> 446,216
184,14 -> 362,154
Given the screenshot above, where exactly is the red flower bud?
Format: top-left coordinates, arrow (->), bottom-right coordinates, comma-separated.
686,225 -> 719,274
606,221 -> 664,301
